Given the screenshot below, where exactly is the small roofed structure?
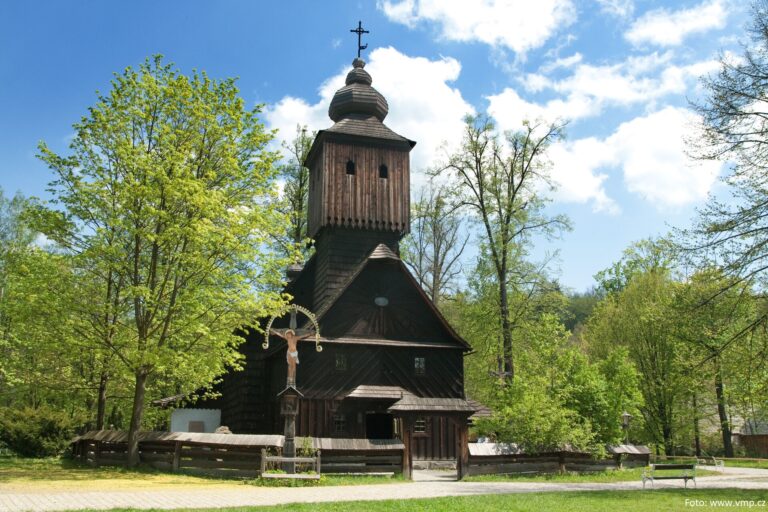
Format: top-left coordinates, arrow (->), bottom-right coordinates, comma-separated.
607,444 -> 651,467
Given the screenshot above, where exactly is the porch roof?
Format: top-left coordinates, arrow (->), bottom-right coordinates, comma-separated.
345,385 -> 411,400
387,396 -> 477,414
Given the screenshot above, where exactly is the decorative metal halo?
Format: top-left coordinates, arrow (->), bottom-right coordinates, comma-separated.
263,304 -> 321,352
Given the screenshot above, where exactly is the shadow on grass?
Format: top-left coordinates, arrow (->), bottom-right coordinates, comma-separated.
0,455 -> 241,484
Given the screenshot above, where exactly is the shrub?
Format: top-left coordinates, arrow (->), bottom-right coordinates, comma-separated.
0,406 -> 76,457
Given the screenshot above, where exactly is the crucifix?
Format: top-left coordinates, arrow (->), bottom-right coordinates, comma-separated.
263,304 -> 322,388
350,20 -> 369,59
263,304 -> 322,473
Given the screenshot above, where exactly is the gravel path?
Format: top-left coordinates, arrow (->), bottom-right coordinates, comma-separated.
1,466 -> 766,511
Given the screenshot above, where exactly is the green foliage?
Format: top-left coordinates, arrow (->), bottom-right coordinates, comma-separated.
585,270 -> 684,454
0,405 -> 77,457
435,115 -> 570,383
278,124 -> 314,259
476,379 -> 595,453
33,56 -> 293,461
465,306 -> 641,451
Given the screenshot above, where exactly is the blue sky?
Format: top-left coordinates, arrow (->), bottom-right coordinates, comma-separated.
0,0 -> 751,291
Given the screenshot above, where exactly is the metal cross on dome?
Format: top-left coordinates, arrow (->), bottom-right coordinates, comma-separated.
350,20 -> 369,59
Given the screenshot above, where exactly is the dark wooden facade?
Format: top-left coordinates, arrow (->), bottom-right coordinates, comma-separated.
307,138 -> 411,239
200,57 -> 473,462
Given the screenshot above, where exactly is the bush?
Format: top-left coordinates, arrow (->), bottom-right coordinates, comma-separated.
0,406 -> 76,457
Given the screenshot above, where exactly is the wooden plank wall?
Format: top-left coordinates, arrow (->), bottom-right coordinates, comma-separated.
312,228 -> 401,309
466,451 -> 619,476
742,435 -> 768,457
308,141 -> 410,238
412,417 -> 456,460
72,436 -> 402,476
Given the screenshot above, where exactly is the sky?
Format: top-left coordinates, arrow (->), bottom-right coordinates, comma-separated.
0,0 -> 752,292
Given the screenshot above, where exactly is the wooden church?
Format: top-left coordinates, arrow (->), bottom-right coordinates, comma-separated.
201,52 -> 476,468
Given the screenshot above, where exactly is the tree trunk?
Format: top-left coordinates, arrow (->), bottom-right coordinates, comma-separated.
693,393 -> 702,458
96,371 -> 109,430
498,280 -> 514,384
126,369 -> 149,467
714,357 -> 734,457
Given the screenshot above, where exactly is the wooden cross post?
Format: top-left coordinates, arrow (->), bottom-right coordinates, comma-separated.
264,305 -> 322,474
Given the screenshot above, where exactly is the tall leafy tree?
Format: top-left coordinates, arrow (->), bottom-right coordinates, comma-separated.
278,124 -> 314,258
675,269 -> 755,457
435,115 -> 569,383
688,0 -> 768,286
35,56 -> 290,465
587,267 -> 685,454
402,184 -> 467,307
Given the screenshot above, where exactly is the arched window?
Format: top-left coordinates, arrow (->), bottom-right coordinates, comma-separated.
346,159 -> 356,175
379,163 -> 388,179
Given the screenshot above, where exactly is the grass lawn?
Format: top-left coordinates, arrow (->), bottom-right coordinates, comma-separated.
0,456 -> 404,491
720,459 -> 768,470
463,466 -> 717,483
0,456 -> 243,491
72,490 -> 768,512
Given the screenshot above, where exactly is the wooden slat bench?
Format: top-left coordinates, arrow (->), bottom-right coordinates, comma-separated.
697,456 -> 725,472
642,463 -> 696,489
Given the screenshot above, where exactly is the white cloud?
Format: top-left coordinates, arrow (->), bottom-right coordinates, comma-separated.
545,107 -> 723,212
540,52 -> 583,73
378,0 -> 576,55
626,0 -> 727,47
265,47 -> 474,179
491,52 -> 719,128
609,107 -> 722,206
595,0 -> 634,18
549,138 -> 619,213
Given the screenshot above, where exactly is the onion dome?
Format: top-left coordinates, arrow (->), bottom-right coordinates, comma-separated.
328,58 -> 389,122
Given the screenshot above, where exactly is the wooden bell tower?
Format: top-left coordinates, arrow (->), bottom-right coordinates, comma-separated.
304,56 -> 416,309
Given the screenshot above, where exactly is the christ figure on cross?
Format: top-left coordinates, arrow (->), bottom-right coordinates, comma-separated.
269,328 -> 315,387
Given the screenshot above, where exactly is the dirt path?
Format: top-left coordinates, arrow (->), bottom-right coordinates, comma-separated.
1,466 -> 766,511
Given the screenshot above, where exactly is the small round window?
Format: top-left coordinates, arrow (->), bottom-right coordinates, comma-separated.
374,296 -> 389,307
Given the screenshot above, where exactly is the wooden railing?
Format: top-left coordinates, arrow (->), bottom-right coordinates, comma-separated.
466,444 -> 648,476
71,431 -> 404,477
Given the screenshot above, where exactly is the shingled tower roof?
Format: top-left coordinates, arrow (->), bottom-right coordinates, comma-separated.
328,58 -> 388,122
304,58 -> 414,148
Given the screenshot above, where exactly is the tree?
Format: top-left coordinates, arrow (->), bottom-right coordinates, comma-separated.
586,271 -> 685,455
35,56 -> 290,465
401,184 -> 467,307
675,269 -> 755,457
0,189 -> 35,336
688,0 -> 768,285
278,124 -> 314,258
435,115 -> 569,383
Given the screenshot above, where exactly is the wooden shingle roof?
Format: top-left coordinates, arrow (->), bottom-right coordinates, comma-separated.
388,396 -> 477,414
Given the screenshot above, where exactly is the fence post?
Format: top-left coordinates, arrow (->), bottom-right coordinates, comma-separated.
260,448 -> 266,475
172,442 -> 181,472
316,449 -> 321,475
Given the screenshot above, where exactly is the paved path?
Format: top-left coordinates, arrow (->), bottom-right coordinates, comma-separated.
1,466 -> 767,511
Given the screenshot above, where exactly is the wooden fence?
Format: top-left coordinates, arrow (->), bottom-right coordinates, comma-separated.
466,443 -> 650,476
742,435 -> 768,458
71,431 -> 404,477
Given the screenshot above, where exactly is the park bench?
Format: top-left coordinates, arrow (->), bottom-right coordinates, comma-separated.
697,456 -> 725,472
642,463 -> 697,489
